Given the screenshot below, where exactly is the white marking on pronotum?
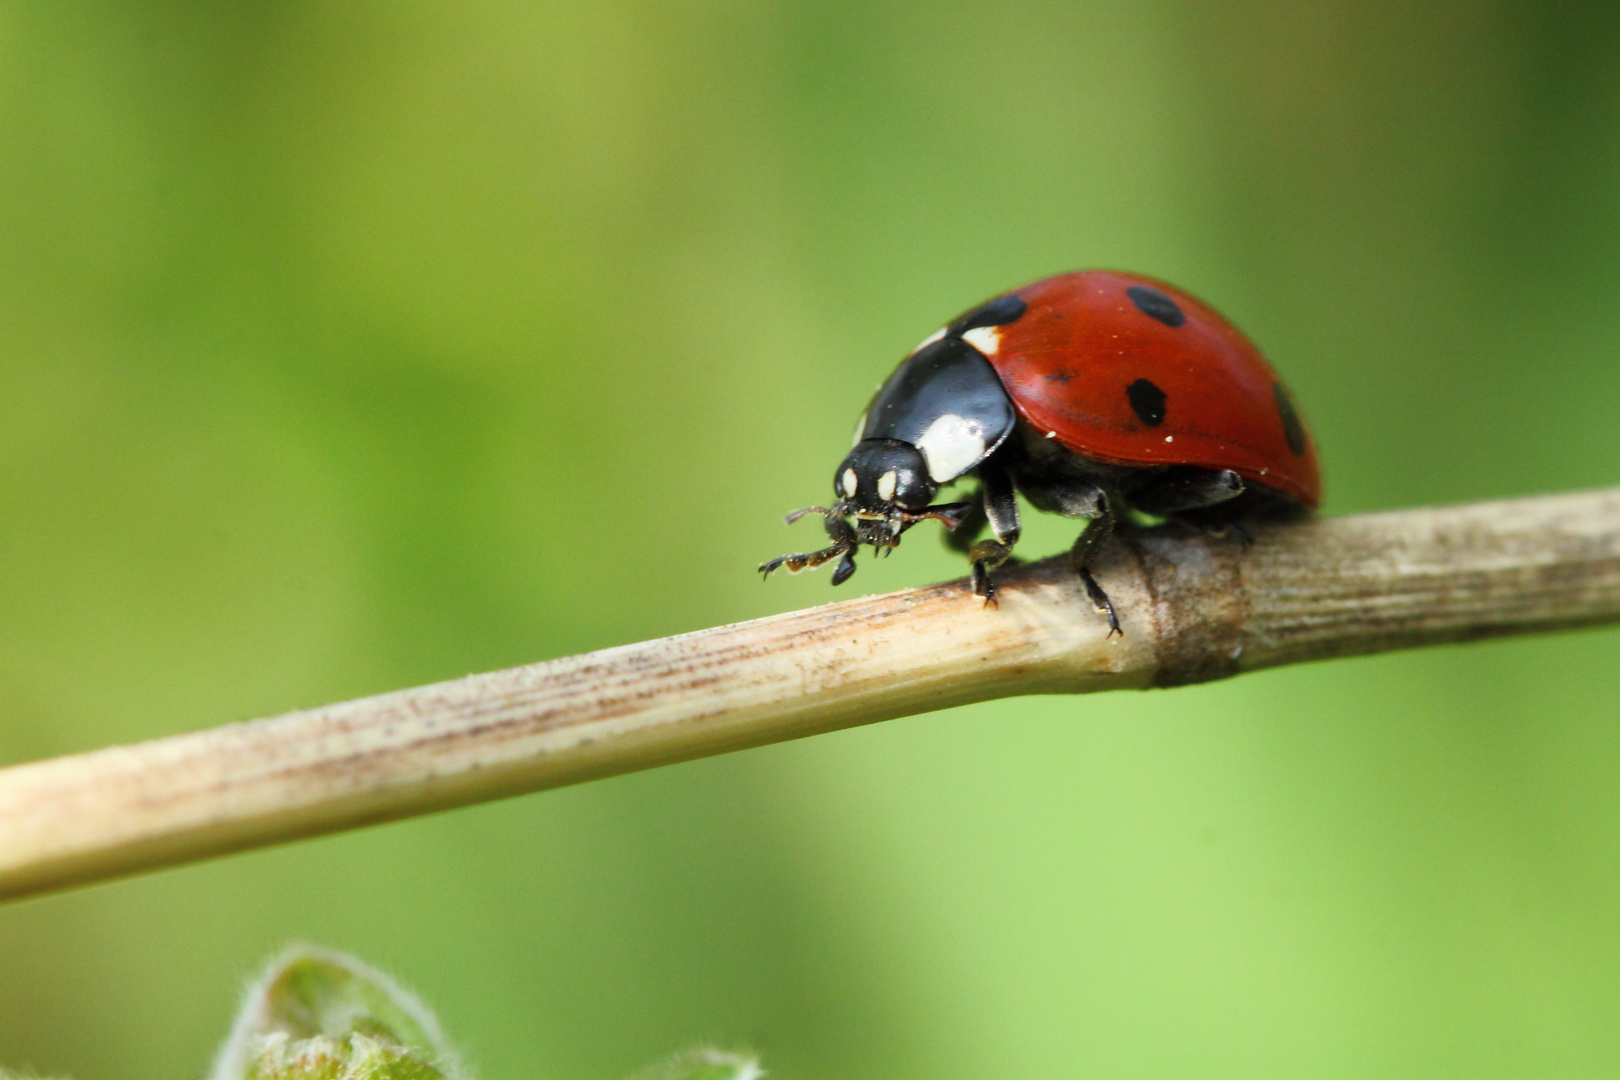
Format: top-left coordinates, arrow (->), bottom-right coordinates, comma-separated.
841,468 -> 858,498
1045,430 -> 1057,439
877,470 -> 897,502
960,326 -> 1000,356
915,413 -> 987,482
852,410 -> 868,446
910,327 -> 946,355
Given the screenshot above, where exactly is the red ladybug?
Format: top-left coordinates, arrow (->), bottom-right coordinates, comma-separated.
761,270 -> 1319,633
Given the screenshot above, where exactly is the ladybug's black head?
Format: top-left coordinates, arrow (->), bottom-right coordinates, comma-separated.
762,439 -> 973,587
833,439 -> 937,548
836,440 -> 935,512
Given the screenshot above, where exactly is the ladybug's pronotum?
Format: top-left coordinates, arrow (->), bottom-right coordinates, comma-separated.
761,270 -> 1320,634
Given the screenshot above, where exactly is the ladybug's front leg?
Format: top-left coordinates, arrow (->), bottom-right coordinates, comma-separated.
940,492 -> 987,555
760,513 -> 859,586
968,462 -> 1020,608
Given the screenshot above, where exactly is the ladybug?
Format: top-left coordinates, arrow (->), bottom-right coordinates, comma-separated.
760,270 -> 1319,633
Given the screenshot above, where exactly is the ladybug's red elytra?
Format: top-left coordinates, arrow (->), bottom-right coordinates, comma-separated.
761,270 -> 1320,634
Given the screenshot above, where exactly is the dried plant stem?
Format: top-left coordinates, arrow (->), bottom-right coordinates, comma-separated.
3,487 -> 1620,902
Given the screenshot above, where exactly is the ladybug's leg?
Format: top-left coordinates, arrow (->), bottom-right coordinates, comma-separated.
1132,469 -> 1244,516
1133,469 -> 1251,547
1067,494 -> 1121,637
1013,472 -> 1121,633
967,463 -> 1020,607
1222,519 -> 1254,548
941,489 -> 987,555
759,514 -> 860,586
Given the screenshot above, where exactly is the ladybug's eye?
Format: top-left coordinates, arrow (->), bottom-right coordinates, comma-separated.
890,467 -> 932,510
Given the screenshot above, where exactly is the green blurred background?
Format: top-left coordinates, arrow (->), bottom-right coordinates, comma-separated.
3,2 -> 1620,1077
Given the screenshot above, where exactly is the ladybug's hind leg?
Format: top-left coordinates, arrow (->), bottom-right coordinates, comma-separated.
967,462 -> 1020,608
1133,468 -> 1250,546
1133,468 -> 1244,517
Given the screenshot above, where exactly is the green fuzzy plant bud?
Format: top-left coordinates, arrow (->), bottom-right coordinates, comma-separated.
0,942 -> 768,1080
209,945 -> 467,1080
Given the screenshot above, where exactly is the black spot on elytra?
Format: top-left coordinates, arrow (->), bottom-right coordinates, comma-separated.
1044,371 -> 1073,384
1127,378 -> 1166,426
1274,382 -> 1307,455
1126,285 -> 1185,328
951,294 -> 1028,335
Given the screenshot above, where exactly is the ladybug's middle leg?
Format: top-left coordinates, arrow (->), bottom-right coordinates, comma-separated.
1014,471 -> 1121,634
967,462 -> 1020,607
1066,493 -> 1121,637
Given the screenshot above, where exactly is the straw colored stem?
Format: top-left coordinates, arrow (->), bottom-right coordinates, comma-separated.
3,487 -> 1620,902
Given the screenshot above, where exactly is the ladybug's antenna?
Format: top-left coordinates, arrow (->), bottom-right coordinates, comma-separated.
782,506 -> 841,525
782,501 -> 974,529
